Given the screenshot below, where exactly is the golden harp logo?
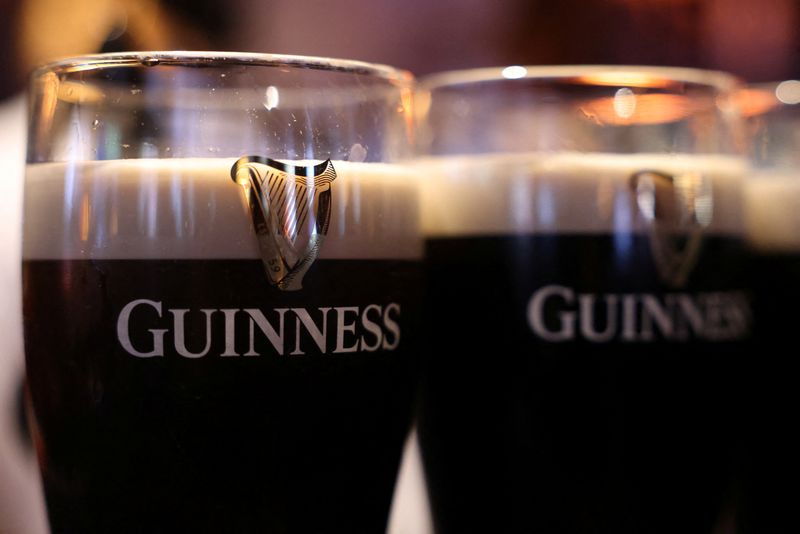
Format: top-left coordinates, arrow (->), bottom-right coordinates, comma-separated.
630,170 -> 713,288
231,156 -> 337,291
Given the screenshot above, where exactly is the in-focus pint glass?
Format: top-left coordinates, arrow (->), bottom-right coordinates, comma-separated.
23,52 -> 421,533
740,81 -> 800,533
415,66 -> 749,533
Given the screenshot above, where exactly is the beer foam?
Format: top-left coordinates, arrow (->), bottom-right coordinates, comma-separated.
24,158 -> 420,260
745,170 -> 800,252
418,152 -> 746,237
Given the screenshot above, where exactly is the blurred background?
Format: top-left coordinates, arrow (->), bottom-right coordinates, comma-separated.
2,0 -> 800,101
1,0 -> 799,533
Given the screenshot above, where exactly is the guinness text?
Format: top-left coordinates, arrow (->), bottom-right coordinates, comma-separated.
528,285 -> 751,342
117,299 -> 402,358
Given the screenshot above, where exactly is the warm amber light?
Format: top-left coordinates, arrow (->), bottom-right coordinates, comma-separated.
580,93 -> 703,125
413,88 -> 431,131
400,86 -> 415,145
576,72 -> 676,89
20,0 -> 120,70
735,88 -> 779,118
30,72 -> 60,157
57,81 -> 105,104
79,192 -> 91,242
233,169 -> 252,189
19,0 -> 198,71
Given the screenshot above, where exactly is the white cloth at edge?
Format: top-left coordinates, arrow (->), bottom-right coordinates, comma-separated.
0,95 -> 49,534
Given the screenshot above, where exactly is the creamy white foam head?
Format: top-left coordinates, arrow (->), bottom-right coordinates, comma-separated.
24,158 -> 420,260
418,152 -> 745,237
745,170 -> 800,252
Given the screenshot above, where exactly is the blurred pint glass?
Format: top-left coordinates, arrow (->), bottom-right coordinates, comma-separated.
23,52 -> 421,533
416,66 -> 749,533
740,81 -> 800,533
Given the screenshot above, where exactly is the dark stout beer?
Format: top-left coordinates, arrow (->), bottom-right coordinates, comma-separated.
739,174 -> 800,533
417,153 -> 749,533
23,158 -> 422,533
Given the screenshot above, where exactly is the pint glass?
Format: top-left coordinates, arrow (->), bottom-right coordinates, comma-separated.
23,52 -> 421,533
740,81 -> 800,533
416,66 -> 749,533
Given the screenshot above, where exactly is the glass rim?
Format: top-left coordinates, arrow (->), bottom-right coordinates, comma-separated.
32,50 -> 413,84
419,65 -> 741,94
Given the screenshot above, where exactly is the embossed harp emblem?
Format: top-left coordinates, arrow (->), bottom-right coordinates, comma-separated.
231,156 -> 337,291
630,169 -> 713,288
